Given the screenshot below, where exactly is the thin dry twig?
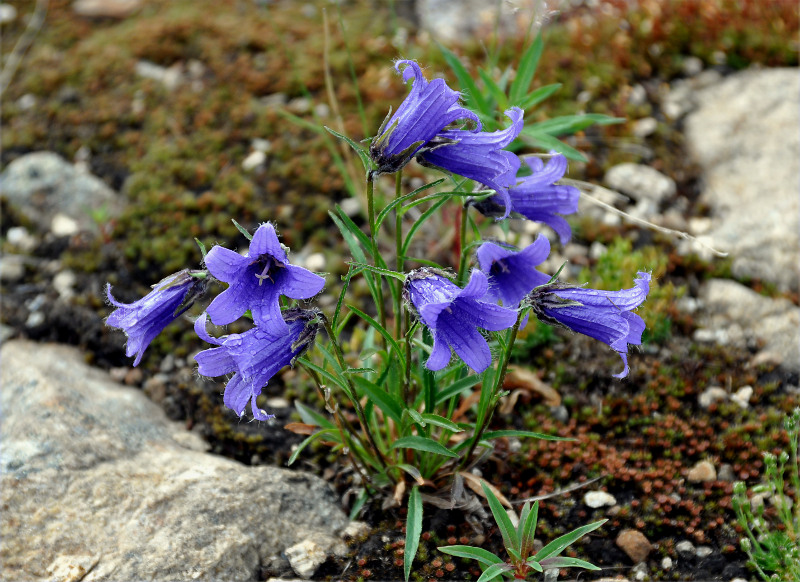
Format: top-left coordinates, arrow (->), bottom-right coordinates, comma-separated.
0,0 -> 49,96
562,178 -> 729,258
510,474 -> 604,505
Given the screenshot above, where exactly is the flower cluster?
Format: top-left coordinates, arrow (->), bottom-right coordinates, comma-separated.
376,61 -> 650,377
106,58 -> 651,426
106,223 -> 323,420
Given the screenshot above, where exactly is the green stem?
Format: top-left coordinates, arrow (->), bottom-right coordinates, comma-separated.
322,315 -> 390,472
395,171 -> 404,339
300,361 -> 372,481
456,202 -> 470,283
457,310 -> 524,472
366,177 -> 387,333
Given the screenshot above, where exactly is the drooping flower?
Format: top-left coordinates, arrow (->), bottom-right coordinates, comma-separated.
476,236 -> 551,307
417,107 -> 524,220
194,309 -> 320,420
529,271 -> 651,378
106,270 -> 207,366
404,268 -> 518,372
369,60 -> 481,178
473,153 -> 580,244
204,223 -> 325,335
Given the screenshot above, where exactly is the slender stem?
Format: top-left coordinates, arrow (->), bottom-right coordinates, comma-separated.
457,310 -> 524,472
366,178 -> 387,332
300,361 -> 372,479
403,307 -> 412,406
456,202 -> 470,283
394,171 -> 404,340
322,316 -> 391,472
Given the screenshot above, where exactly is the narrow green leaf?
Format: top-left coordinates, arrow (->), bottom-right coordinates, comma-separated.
375,178 -> 446,232
482,429 -> 573,442
529,114 -> 624,136
391,436 -> 458,458
297,357 -> 350,394
231,218 -> 253,240
194,238 -> 207,258
348,488 -> 368,520
481,482 -> 519,552
406,408 -> 425,426
435,374 -> 482,405
324,126 -> 373,173
345,304 -> 405,365
394,463 -> 425,485
330,207 -> 371,262
437,545 -> 504,568
420,413 -> 463,433
537,557 -> 600,570
517,83 -> 562,110
404,485 -> 423,582
519,129 -> 587,162
520,501 -> 539,558
287,428 -> 338,465
348,261 -> 407,281
351,375 -> 403,424
509,33 -> 544,105
477,67 -> 507,110
476,561 -> 512,582
401,195 -> 450,256
293,400 -> 335,430
532,519 -> 608,563
439,45 -> 490,116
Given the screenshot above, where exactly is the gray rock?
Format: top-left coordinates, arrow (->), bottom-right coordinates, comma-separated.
416,0 -> 542,43
1,340 -> 348,581
694,279 -> 799,372
683,69 -> 800,293
0,152 -> 121,234
604,163 -> 677,205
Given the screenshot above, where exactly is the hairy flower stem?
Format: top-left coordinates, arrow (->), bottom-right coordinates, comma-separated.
366,178 -> 387,333
394,171 -> 404,340
457,310 -> 524,473
457,202 -> 469,283
322,315 -> 391,473
300,362 -> 373,483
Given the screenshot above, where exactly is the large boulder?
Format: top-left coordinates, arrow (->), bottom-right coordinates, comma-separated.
683,68 -> 800,293
1,340 -> 348,581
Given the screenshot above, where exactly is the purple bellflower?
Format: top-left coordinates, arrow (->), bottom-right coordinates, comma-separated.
529,271 -> 651,378
417,107 -> 524,220
204,223 -> 325,335
473,153 -> 580,244
369,60 -> 481,178
476,236 -> 551,307
404,268 -> 518,373
106,270 -> 207,366
194,309 -> 320,420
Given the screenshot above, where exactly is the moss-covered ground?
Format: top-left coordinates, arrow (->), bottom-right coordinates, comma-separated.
2,0 -> 798,580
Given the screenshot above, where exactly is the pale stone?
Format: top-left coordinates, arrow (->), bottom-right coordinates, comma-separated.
584,491 -> 617,508
242,149 -> 266,171
616,529 -> 652,563
51,213 -> 80,236
698,386 -> 728,409
285,539 -> 327,579
731,385 -> 753,409
604,163 -> 676,204
687,460 -> 717,482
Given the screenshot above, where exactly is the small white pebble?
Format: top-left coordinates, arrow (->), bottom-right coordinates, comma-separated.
583,491 -> 617,508
661,556 -> 673,570
51,213 -> 80,237
241,150 -> 266,171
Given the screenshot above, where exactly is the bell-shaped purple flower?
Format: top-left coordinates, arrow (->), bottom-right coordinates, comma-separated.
404,268 -> 518,373
194,309 -> 320,420
369,60 -> 481,178
106,270 -> 207,366
417,107 -> 524,220
529,272 -> 651,378
473,153 -> 580,244
204,223 -> 325,335
476,236 -> 551,307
